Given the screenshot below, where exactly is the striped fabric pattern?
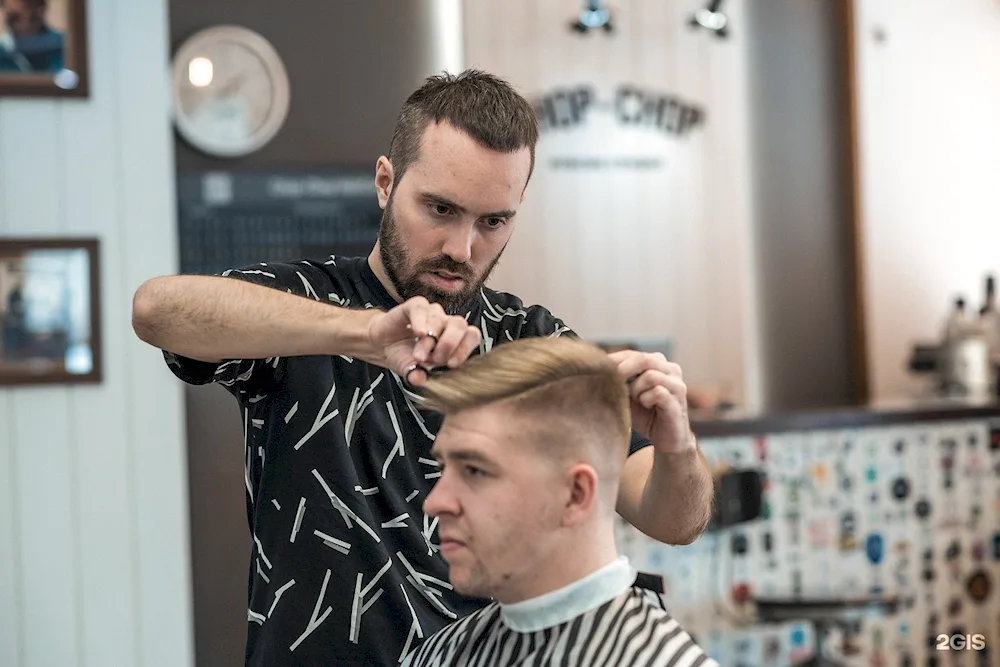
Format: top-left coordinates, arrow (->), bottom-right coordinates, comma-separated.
400,587 -> 719,667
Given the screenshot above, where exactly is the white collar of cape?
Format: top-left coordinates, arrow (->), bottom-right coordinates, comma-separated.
498,555 -> 637,633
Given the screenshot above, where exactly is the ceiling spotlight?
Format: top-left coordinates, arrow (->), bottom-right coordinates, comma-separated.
689,0 -> 729,38
570,0 -> 614,35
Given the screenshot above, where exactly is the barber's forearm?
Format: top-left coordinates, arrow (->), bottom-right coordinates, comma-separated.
638,445 -> 715,545
131,275 -> 379,363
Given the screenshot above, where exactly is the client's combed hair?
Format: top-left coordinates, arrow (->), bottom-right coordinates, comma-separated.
420,337 -> 631,459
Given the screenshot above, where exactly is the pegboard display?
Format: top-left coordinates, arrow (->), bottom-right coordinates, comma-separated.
176,170 -> 382,276
617,417 -> 1000,666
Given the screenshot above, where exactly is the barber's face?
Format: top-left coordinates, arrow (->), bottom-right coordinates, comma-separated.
375,121 -> 530,315
3,0 -> 47,37
423,405 -> 566,603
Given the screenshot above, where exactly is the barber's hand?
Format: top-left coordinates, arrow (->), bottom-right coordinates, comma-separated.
607,350 -> 696,454
367,296 -> 481,386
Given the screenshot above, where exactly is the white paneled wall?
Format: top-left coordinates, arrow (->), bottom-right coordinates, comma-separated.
853,0 -> 1000,400
0,0 -> 194,665
463,0 -> 760,405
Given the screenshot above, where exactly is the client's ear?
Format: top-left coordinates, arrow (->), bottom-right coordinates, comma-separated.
562,463 -> 599,526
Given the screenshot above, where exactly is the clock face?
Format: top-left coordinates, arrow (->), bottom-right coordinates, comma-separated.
171,26 -> 290,157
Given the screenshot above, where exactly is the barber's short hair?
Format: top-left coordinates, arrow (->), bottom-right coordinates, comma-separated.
420,336 -> 631,462
388,69 -> 539,187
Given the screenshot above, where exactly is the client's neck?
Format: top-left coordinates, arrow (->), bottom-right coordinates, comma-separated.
494,519 -> 620,605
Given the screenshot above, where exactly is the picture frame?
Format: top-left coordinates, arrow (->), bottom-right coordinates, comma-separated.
0,237 -> 102,386
0,0 -> 89,98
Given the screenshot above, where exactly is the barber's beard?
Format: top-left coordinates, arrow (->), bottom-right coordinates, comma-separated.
379,197 -> 505,316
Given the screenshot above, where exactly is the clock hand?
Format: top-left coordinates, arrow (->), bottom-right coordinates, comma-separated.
214,70 -> 247,100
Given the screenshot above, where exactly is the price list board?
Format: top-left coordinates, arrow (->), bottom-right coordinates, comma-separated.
176,170 -> 383,276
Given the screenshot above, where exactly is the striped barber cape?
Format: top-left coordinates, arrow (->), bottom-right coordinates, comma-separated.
400,558 -> 718,667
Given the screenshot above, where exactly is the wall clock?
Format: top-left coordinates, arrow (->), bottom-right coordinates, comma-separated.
171,25 -> 290,157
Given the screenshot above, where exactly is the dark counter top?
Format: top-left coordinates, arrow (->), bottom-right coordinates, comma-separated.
690,396 -> 1000,438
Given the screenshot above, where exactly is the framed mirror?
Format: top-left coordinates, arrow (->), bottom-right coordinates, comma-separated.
0,0 -> 90,97
0,237 -> 102,385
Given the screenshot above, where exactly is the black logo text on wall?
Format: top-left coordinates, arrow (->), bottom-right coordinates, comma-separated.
531,84 -> 706,171
534,84 -> 704,136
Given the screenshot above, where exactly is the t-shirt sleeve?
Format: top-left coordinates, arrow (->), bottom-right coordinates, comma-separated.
626,430 -> 652,456
160,260 -> 335,397
517,303 -> 575,339
514,303 -> 653,457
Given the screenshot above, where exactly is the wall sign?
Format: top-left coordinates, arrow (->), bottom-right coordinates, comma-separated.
533,83 -> 705,137
530,83 -> 706,172
176,169 -> 382,276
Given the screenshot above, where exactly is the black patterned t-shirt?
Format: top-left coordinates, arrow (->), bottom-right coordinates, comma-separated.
163,255 -> 651,667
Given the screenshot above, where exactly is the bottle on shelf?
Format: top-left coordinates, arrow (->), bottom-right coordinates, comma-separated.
939,295 -> 991,398
979,275 -> 996,315
977,274 -> 1000,394
942,296 -> 969,342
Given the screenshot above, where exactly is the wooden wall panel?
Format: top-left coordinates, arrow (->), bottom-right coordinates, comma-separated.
464,0 -> 757,403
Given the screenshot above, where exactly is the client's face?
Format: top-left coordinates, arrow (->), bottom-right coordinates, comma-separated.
423,405 -> 565,604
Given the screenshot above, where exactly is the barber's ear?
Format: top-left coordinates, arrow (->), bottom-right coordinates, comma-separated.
375,156 -> 394,209
563,463 -> 599,526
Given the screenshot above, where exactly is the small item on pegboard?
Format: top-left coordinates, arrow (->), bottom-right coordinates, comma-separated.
989,424 -> 1000,452
755,434 -> 767,462
730,582 -> 752,604
965,569 -> 991,604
